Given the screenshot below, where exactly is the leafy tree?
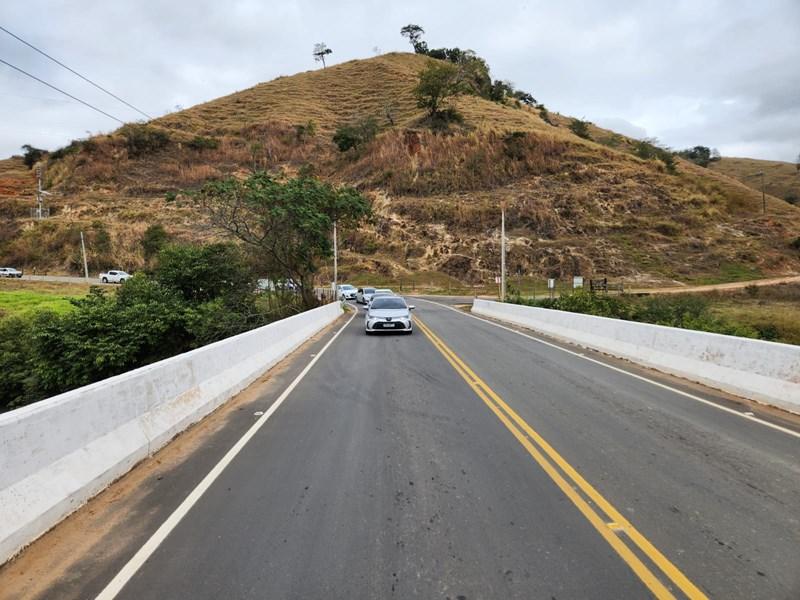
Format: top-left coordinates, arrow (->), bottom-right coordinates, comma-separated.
400,24 -> 428,54
677,145 -> 720,167
196,174 -> 371,307
333,116 -> 378,152
569,118 -> 591,139
313,43 -> 333,68
153,243 -> 254,305
414,61 -> 464,119
21,144 -> 45,169
141,224 -> 170,262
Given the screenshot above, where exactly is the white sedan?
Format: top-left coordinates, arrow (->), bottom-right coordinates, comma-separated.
0,267 -> 22,278
365,295 -> 415,335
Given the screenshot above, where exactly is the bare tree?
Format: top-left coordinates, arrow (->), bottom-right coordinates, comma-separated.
313,43 -> 333,68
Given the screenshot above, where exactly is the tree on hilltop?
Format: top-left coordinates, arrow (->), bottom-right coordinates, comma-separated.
313,43 -> 333,68
400,24 -> 427,54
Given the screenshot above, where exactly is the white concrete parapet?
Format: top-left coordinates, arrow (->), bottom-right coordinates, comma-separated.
472,299 -> 800,414
0,301 -> 342,565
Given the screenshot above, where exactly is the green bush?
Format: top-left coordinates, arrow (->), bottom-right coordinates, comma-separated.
333,117 -> 378,152
21,144 -> 45,169
186,136 -> 220,151
141,224 -> 170,262
120,124 -> 170,158
0,242 -> 296,411
568,118 -> 591,140
152,243 -> 254,304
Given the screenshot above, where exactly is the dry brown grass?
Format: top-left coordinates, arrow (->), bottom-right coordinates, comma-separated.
710,157 -> 800,204
1,52 -> 800,285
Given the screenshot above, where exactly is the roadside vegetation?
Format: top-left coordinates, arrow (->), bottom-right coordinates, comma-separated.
1,243 -> 303,412
507,285 -> 800,345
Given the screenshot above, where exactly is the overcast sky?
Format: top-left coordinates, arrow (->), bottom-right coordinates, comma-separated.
1,0 -> 798,161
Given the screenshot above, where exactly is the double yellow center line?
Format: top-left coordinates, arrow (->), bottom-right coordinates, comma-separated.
415,317 -> 707,600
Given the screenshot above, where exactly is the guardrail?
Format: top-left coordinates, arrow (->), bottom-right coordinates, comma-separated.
0,301 -> 342,565
472,299 -> 800,415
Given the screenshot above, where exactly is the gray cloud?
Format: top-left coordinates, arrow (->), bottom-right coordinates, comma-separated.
1,0 -> 798,161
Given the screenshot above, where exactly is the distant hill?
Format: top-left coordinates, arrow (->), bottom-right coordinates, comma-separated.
1,52 -> 799,285
709,156 -> 800,205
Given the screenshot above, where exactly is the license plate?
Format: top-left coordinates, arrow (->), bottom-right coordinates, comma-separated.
383,322 -> 397,328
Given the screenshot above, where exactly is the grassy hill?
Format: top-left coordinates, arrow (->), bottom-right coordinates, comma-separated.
709,156 -> 800,205
1,52 -> 799,286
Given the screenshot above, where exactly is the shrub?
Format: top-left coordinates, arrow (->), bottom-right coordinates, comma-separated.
333,116 -> 378,152
0,316 -> 35,411
294,120 -> 317,141
141,224 -> 170,262
538,105 -> 553,125
21,144 -> 45,169
790,237 -> 800,251
568,118 -> 591,140
152,243 -> 254,304
120,124 -> 170,158
634,138 -> 676,173
186,136 -> 220,151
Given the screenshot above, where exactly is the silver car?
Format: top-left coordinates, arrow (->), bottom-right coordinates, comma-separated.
356,287 -> 376,304
365,296 -> 415,335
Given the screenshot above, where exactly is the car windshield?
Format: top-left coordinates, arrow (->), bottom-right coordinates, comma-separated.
370,297 -> 407,310
363,288 -> 376,294
376,289 -> 392,293
341,285 -> 355,290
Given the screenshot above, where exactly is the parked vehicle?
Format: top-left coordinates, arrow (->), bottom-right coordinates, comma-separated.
365,295 -> 415,335
99,270 -> 131,284
0,267 -> 22,278
356,287 -> 376,304
336,284 -> 357,300
375,288 -> 394,295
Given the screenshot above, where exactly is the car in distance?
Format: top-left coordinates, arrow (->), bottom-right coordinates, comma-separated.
356,287 -> 376,304
337,284 -> 357,300
100,270 -> 131,284
374,288 -> 394,295
0,267 -> 22,278
368,290 -> 394,306
365,295 -> 415,335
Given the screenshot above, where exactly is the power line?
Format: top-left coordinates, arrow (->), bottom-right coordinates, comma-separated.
0,57 -> 125,124
0,25 -> 152,120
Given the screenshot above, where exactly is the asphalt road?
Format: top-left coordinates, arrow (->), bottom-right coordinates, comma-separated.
10,299 -> 800,599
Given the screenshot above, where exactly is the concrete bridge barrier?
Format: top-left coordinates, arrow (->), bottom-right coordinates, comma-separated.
0,302 -> 342,564
472,299 -> 800,414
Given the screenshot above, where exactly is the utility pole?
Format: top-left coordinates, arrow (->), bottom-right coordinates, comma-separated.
80,231 -> 89,280
332,220 -> 338,297
33,166 -> 51,219
500,201 -> 507,302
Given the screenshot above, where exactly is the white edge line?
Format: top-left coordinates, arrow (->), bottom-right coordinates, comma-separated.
96,308 -> 357,600
414,297 -> 800,440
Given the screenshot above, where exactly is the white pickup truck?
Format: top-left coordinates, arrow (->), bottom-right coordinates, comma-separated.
0,267 -> 22,278
99,270 -> 131,284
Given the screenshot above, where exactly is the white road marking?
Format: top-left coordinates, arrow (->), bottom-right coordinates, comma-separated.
414,297 -> 800,440
95,308 -> 357,599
